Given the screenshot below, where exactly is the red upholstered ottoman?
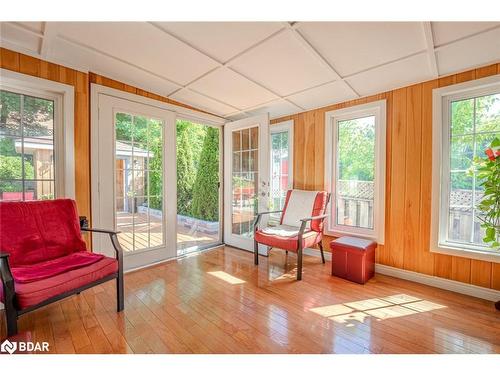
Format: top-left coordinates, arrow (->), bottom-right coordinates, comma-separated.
330,237 -> 376,284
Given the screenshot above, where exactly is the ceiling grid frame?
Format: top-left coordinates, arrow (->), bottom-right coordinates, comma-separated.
1,21 -> 499,119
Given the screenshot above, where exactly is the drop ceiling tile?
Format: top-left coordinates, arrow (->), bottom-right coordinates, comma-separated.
246,100 -> 302,119
436,28 -> 500,76
171,89 -> 236,116
154,22 -> 283,62
287,81 -> 357,110
346,53 -> 433,97
432,22 -> 500,47
1,23 -> 41,53
226,112 -> 249,121
54,22 -> 219,85
230,30 -> 336,96
190,67 -> 278,109
50,37 -> 179,97
297,22 -> 427,77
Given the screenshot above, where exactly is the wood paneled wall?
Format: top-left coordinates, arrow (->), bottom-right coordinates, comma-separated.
271,62 -> 500,290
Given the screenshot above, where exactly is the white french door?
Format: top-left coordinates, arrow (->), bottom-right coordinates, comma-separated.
224,114 -> 270,253
92,94 -> 176,270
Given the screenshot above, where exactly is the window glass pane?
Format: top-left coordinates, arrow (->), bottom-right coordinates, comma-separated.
336,116 -> 375,229
451,98 -> 474,135
0,90 -> 21,136
270,130 -> 290,223
446,90 -> 500,249
475,93 -> 500,133
22,95 -> 54,137
0,90 -> 56,202
450,135 -> 473,171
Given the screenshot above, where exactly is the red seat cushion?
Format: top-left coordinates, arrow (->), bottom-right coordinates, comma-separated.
0,199 -> 87,267
255,227 -> 322,252
11,252 -> 105,283
0,255 -> 118,310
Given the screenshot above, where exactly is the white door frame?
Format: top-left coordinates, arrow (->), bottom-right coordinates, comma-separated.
92,93 -> 176,269
224,114 -> 270,252
91,84 -> 225,270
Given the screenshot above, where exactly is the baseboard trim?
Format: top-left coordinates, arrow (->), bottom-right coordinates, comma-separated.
375,264 -> 500,302
303,248 -> 500,302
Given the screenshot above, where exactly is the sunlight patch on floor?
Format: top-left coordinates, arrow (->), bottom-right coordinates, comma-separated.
309,294 -> 447,326
207,271 -> 246,285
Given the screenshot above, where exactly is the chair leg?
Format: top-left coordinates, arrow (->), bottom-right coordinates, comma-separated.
117,273 -> 124,312
297,247 -> 303,281
318,242 -> 326,264
5,302 -> 18,337
254,240 -> 259,265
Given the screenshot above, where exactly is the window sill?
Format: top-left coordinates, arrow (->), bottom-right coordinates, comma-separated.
431,242 -> 500,263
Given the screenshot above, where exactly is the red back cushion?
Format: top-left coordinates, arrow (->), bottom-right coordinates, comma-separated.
0,199 -> 87,267
280,190 -> 329,232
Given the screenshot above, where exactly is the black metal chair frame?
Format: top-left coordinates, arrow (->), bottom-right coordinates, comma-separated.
253,193 -> 331,281
0,224 -> 124,338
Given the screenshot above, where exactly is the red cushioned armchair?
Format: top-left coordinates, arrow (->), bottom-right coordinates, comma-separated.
0,199 -> 124,338
254,190 -> 330,280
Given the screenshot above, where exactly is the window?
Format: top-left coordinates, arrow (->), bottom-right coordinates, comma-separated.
0,69 -> 74,201
270,120 -> 293,222
325,100 -> 386,242
432,76 -> 500,261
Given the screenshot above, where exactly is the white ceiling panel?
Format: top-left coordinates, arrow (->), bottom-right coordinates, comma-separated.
246,99 -> 302,119
50,37 -> 180,96
346,53 -> 433,96
230,30 -> 336,96
297,22 -> 427,77
1,23 -> 41,53
436,28 -> 500,76
190,67 -> 277,109
54,22 -> 219,85
288,81 -> 357,110
14,22 -> 44,35
432,22 -> 500,47
171,88 -> 236,116
154,22 -> 283,63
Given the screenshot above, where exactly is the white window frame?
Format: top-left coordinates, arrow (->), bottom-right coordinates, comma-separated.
431,74 -> 500,263
270,119 -> 294,211
0,68 -> 75,199
324,100 -> 386,243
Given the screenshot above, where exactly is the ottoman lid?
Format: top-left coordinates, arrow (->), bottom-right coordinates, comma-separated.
330,236 -> 376,251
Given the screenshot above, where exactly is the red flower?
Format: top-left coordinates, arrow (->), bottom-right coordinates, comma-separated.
485,147 -> 500,161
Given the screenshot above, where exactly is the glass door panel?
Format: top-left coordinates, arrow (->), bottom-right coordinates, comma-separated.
231,126 -> 259,237
224,114 -> 269,252
114,113 -> 165,253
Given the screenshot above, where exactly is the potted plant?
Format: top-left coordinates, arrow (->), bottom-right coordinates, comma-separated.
476,137 -> 500,310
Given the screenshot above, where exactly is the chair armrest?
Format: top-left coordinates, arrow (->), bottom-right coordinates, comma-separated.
256,210 -> 283,216
253,210 -> 283,231
300,214 -> 328,223
80,228 -> 124,261
81,227 -> 121,235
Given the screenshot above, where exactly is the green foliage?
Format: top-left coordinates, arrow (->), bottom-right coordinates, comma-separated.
191,127 -> 220,222
176,125 -> 196,216
1,90 -> 53,136
476,137 -> 500,249
338,117 -> 375,181
0,154 -> 34,192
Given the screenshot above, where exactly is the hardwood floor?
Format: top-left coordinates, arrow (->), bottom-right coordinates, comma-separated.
1,246 -> 499,354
